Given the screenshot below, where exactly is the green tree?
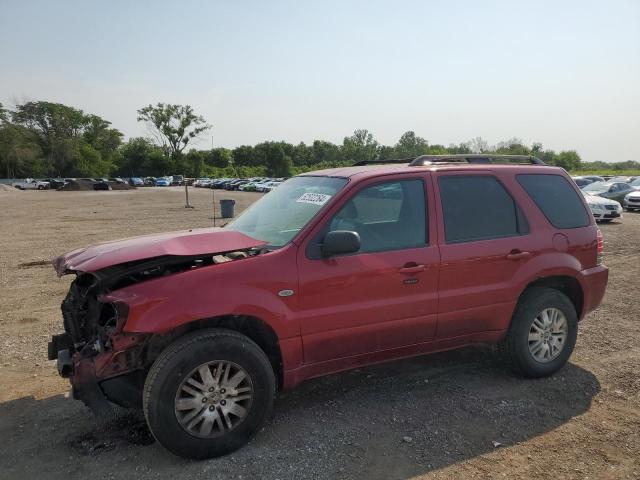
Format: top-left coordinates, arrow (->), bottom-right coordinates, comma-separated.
311,140 -> 342,164
262,142 -> 293,177
83,114 -> 123,162
117,137 -> 172,177
553,150 -> 582,170
342,129 -> 379,163
11,101 -> 89,174
206,148 -> 232,168
0,123 -> 45,178
232,145 -> 260,167
393,131 -> 429,158
137,103 -> 211,158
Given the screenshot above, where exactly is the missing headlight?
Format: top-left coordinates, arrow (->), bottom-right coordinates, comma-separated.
98,302 -> 118,329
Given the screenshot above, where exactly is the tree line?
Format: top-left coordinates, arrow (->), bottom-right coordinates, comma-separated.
1,100 -> 637,179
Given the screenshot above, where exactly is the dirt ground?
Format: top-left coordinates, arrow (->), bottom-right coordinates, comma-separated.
0,187 -> 638,480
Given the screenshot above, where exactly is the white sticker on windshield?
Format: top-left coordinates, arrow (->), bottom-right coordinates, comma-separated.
296,192 -> 332,206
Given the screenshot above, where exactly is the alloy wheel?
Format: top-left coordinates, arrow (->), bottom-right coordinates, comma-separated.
528,307 -> 568,363
174,360 -> 253,438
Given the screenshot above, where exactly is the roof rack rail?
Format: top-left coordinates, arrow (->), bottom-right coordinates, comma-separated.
352,158 -> 413,166
409,154 -> 546,166
352,154 -> 546,167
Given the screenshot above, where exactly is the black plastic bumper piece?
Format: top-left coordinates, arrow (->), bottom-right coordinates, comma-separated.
48,333 -> 73,361
99,370 -> 145,409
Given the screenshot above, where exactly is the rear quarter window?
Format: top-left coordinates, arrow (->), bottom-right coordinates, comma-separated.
517,174 -> 590,229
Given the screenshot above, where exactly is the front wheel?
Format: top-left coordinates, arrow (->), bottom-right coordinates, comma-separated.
143,329 -> 276,459
499,287 -> 577,378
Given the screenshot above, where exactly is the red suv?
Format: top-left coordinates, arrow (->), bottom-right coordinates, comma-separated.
49,155 -> 608,459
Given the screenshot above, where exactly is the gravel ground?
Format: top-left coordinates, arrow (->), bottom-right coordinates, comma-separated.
0,187 -> 638,479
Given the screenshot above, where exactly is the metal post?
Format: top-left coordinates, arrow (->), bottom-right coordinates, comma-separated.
184,174 -> 193,208
212,187 -> 216,227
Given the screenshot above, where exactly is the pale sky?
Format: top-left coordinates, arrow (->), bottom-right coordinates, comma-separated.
1,0 -> 638,162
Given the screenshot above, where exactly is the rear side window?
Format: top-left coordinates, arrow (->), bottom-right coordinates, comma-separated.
439,176 -> 529,244
517,174 -> 589,229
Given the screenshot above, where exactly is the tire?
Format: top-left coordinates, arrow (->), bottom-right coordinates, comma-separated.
38,185 -> 44,190
499,287 -> 577,378
143,328 -> 276,459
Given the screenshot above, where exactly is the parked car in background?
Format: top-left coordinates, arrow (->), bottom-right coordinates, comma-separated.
239,181 -> 259,192
210,179 -> 230,189
623,190 -> 640,211
128,177 -> 144,187
92,179 -> 111,191
582,181 -> 635,204
254,180 -> 275,192
155,177 -> 171,187
171,175 -> 184,186
143,177 -> 156,186
261,181 -> 283,192
49,155 -> 608,459
628,177 -> 640,190
44,178 -> 67,190
582,175 -> 606,183
226,179 -> 249,190
193,178 -> 211,188
12,178 -> 50,190
110,178 -> 127,184
608,176 -> 634,183
572,177 -> 594,188
582,192 -> 623,222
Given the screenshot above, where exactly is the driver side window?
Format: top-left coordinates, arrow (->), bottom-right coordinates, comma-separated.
328,179 -> 427,253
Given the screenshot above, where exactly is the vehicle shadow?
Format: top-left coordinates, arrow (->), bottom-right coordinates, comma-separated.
0,347 -> 600,480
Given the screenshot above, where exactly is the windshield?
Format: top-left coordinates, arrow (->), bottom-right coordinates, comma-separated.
227,176 -> 348,247
582,181 -> 608,193
630,178 -> 640,187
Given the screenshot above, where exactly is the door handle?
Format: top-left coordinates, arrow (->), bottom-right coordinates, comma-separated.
399,264 -> 426,274
506,250 -> 531,260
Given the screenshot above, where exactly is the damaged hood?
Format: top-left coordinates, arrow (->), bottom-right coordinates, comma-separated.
53,228 -> 266,276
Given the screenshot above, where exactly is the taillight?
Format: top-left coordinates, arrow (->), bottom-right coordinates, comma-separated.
596,229 -> 604,265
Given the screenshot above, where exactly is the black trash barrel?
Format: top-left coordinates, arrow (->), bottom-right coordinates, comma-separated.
220,199 -> 236,218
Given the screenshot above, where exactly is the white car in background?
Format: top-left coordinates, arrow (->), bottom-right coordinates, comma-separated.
193,178 -> 211,188
583,192 -> 623,222
261,181 -> 283,193
623,190 -> 640,211
12,178 -> 50,190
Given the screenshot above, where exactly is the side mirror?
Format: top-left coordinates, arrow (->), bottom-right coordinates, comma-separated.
321,230 -> 361,257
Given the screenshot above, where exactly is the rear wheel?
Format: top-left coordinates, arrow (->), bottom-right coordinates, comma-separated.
499,287 -> 577,378
143,329 -> 276,459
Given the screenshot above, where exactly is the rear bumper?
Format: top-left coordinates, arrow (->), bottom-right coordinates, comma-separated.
578,265 -> 609,319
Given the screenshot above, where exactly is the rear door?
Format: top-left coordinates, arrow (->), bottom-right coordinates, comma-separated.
434,171 -> 538,338
297,174 -> 440,364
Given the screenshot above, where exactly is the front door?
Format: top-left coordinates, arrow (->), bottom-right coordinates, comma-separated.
296,175 -> 440,364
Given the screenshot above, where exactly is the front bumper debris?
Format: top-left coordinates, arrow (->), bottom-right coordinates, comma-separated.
49,331 -> 149,413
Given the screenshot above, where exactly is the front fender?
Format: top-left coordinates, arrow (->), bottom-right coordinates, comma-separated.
104,247 -> 300,340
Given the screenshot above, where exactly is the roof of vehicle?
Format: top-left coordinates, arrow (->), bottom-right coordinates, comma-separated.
301,162 -> 566,180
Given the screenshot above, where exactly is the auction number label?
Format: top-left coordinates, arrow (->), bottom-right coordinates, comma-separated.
296,192 -> 332,206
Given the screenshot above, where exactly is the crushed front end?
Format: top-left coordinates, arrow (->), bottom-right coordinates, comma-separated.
48,235 -> 266,413
48,271 -> 150,412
